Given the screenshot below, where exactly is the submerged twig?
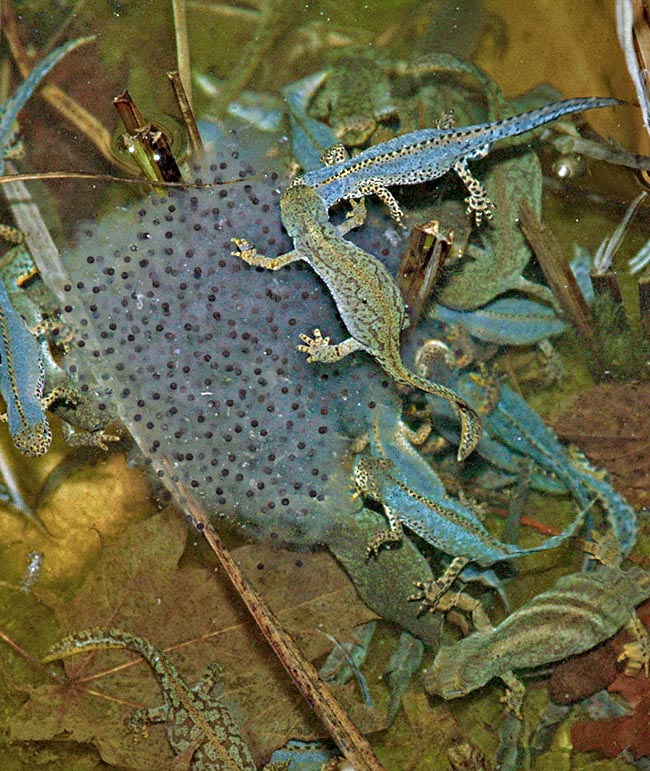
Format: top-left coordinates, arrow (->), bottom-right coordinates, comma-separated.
0,169 -> 252,188
639,274 -> 650,338
168,70 -> 204,163
164,469 -> 388,771
171,0 -> 193,112
518,200 -> 597,352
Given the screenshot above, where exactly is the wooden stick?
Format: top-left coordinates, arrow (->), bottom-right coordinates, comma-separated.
171,0 -> 193,112
518,200 -> 597,351
165,469 -> 388,771
639,273 -> 650,339
168,70 -> 204,163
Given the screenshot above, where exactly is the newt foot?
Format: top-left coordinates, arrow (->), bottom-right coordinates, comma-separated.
298,328 -> 356,364
408,580 -> 438,615
230,237 -> 258,262
619,640 -> 650,677
366,529 -> 401,559
297,328 -> 331,362
465,193 -> 495,226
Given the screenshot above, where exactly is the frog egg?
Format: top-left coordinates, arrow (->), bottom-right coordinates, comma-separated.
60,126 -> 398,545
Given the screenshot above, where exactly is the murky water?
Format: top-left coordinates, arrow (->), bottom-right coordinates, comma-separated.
0,1 -> 648,769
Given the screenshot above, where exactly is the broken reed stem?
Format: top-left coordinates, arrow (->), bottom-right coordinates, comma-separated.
166,471 -> 388,771
168,70 -> 205,163
113,90 -> 183,185
398,220 -> 452,328
590,270 -> 628,332
590,271 -> 624,304
518,200 -> 597,352
171,0 -> 193,112
113,90 -> 146,135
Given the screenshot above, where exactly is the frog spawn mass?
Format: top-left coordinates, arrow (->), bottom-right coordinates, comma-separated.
59,127 -> 400,544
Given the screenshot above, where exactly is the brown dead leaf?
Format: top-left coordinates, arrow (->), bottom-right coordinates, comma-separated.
552,381 -> 650,509
565,600 -> 650,758
549,599 -> 650,704
10,509 -> 377,768
571,691 -> 650,760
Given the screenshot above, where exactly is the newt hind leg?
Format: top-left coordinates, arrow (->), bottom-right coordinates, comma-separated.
453,157 -> 494,225
409,555 -> 470,612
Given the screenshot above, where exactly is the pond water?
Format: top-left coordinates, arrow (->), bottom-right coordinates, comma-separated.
0,1 -> 648,769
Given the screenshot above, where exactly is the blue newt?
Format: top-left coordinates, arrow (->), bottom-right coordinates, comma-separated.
360,403 -> 510,606
0,37 -> 94,456
0,244 -> 118,452
414,352 -> 639,557
295,96 -> 620,224
0,274 -> 59,456
354,451 -> 586,608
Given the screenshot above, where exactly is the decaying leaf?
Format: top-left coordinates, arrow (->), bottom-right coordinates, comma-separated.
10,510 -> 378,768
552,381 -> 650,509
571,692 -> 650,759
569,600 -> 650,759
548,596 -> 650,704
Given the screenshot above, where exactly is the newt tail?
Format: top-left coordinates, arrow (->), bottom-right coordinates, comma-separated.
381,359 -> 480,461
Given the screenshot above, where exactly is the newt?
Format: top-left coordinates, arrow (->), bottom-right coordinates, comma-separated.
43,627 -> 278,771
425,535 -> 650,716
232,183 -> 481,460
0,272 -> 75,456
295,96 -> 620,225
354,451 -> 586,606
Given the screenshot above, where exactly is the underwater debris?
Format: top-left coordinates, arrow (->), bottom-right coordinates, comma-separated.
617,0 -> 650,138
553,381 -> 650,510
19,550 -> 42,593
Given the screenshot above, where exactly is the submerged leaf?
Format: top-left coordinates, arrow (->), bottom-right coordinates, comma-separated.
552,382 -> 650,510
384,631 -> 424,723
10,510 -> 377,767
